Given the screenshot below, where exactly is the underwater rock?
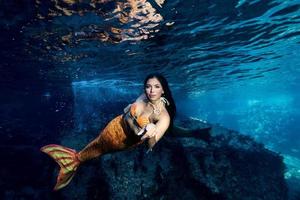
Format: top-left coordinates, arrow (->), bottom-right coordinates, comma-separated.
60,118 -> 287,200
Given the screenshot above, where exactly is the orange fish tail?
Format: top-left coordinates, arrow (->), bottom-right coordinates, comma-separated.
41,144 -> 80,191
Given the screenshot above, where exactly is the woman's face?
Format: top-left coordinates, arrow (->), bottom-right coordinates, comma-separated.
145,77 -> 164,102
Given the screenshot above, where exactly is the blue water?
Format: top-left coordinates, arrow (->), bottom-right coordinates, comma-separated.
1,0 -> 300,198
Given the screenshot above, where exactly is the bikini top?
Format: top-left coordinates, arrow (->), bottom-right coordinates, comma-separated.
130,103 -> 150,128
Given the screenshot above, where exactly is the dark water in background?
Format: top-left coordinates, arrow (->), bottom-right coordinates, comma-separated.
1,0 -> 300,198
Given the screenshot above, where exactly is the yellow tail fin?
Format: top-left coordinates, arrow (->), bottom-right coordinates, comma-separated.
41,144 -> 80,190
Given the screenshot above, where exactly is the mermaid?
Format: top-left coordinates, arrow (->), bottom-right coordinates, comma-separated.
41,73 -> 176,190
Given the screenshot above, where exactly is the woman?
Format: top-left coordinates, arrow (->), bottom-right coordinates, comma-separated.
41,73 -> 176,191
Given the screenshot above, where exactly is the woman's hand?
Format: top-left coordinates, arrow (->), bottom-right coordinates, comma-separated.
147,137 -> 156,150
141,123 -> 157,140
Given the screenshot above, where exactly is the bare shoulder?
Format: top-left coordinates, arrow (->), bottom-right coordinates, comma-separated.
160,109 -> 170,121
133,100 -> 146,115
134,100 -> 146,108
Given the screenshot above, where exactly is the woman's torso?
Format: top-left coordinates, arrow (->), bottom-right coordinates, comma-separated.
123,100 -> 166,134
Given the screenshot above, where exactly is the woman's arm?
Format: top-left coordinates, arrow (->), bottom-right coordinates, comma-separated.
123,111 -> 142,135
141,111 -> 170,149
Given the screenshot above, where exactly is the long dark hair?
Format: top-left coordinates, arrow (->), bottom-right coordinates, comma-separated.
143,73 -> 176,132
